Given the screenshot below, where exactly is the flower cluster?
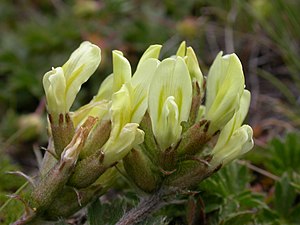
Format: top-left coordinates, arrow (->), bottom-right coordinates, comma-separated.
17,41 -> 253,223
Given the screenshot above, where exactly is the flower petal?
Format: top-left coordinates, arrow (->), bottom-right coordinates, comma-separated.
155,96 -> 182,150
137,45 -> 162,69
149,57 -> 192,149
131,58 -> 160,123
185,47 -> 203,86
93,74 -> 114,102
63,41 -> 101,111
213,89 -> 251,149
211,125 -> 254,166
102,123 -> 144,166
176,41 -> 186,57
112,50 -> 132,92
110,84 -> 132,137
71,100 -> 109,127
205,52 -> 245,133
43,67 -> 67,115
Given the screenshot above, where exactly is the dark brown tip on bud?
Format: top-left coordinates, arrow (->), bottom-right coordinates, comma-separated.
204,121 -> 210,133
199,119 -> 208,127
195,80 -> 201,96
99,150 -> 105,163
204,155 -> 213,162
173,138 -> 182,151
213,129 -> 220,136
80,116 -> 98,139
59,113 -> 64,124
65,113 -> 71,123
48,114 -> 53,123
58,160 -> 66,172
110,162 -> 118,167
213,163 -> 222,173
202,77 -> 207,90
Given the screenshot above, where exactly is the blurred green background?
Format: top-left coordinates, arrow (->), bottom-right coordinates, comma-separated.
0,0 -> 300,224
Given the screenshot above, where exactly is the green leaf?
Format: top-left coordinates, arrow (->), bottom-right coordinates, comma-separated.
221,211 -> 254,225
264,132 -> 300,176
290,203 -> 300,223
255,208 -> 281,225
274,173 -> 296,218
200,161 -> 251,197
87,199 -> 103,225
200,161 -> 268,224
87,197 -> 128,225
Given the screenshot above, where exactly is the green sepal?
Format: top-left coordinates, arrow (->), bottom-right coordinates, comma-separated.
185,80 -> 202,130
138,112 -> 161,162
30,157 -> 75,212
49,113 -> 75,157
43,184 -> 104,220
80,120 -> 111,159
67,150 -> 108,189
164,158 -> 218,189
176,119 -> 211,157
123,148 -> 161,193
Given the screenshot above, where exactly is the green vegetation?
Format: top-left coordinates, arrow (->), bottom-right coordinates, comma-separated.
1,0 -> 300,224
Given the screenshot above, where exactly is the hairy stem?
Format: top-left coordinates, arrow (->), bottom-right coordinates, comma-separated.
116,191 -> 164,225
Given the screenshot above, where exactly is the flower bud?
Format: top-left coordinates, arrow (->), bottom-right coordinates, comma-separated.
148,57 -> 192,150
131,58 -> 160,123
211,90 -> 254,166
43,41 -> 101,121
31,117 -> 96,211
124,148 -> 161,193
205,52 -> 245,134
61,116 -> 97,164
211,125 -> 254,166
175,42 -> 204,127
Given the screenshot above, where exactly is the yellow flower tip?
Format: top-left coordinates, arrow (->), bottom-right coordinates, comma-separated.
211,125 -> 254,167
43,41 -> 101,118
102,123 -> 144,167
137,44 -> 162,68
205,51 -> 246,134
149,56 -> 192,150
156,96 -> 181,150
185,46 -> 204,87
43,67 -> 66,116
112,50 -> 132,92
176,41 -> 187,57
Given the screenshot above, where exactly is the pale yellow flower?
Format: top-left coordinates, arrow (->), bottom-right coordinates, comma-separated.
211,90 -> 254,166
205,52 -> 245,134
43,41 -> 101,120
148,57 -> 192,150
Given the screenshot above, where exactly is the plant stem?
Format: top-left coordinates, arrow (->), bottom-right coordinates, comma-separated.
116,191 -> 164,225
